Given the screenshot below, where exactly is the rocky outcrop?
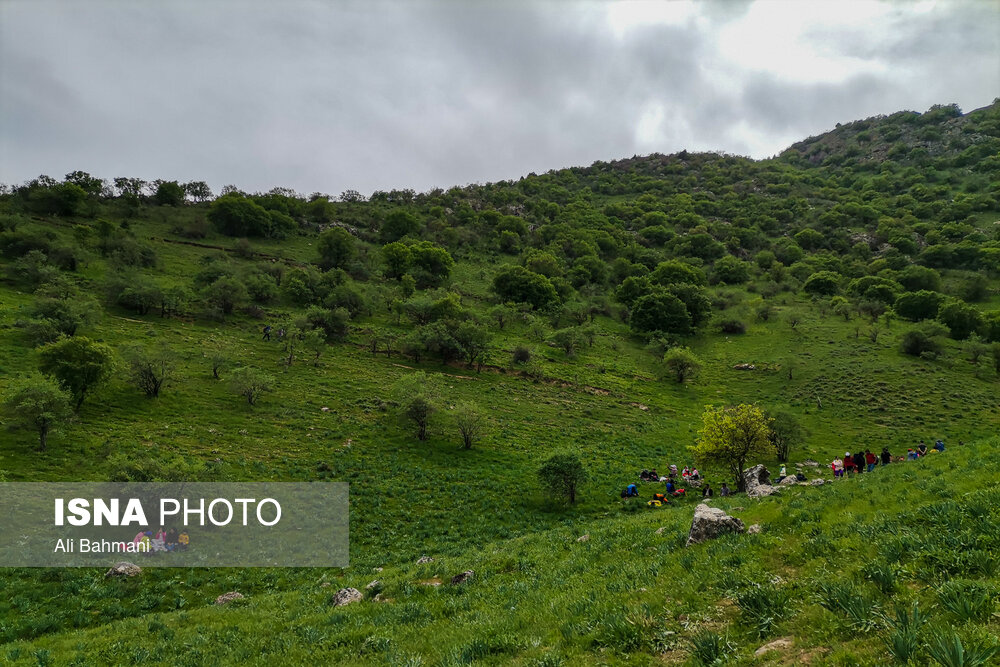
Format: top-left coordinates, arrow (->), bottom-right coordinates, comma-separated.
450,570 -> 474,585
747,523 -> 762,534
105,562 -> 141,578
687,503 -> 745,546
779,474 -> 800,486
810,478 -> 826,486
416,556 -> 435,564
332,588 -> 363,606
576,534 -> 590,543
214,591 -> 244,605
744,465 -> 779,498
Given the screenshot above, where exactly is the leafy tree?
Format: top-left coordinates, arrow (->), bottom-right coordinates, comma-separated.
667,283 -> 712,328
550,327 -> 585,357
409,241 -> 454,287
803,271 -> 841,296
153,181 -> 185,207
691,404 -> 773,492
381,242 -> 412,280
630,291 -> 691,335
650,259 -> 706,286
208,195 -> 272,236
537,452 -> 586,504
894,290 -> 944,321
183,181 -> 213,202
794,228 -> 824,250
2,372 -> 73,451
302,328 -> 326,366
453,401 -> 486,450
380,209 -> 420,243
937,300 -> 983,340
768,411 -> 804,463
124,344 -> 175,397
23,284 -> 101,343
901,327 -> 942,357
230,366 -> 275,405
897,265 -> 941,292
317,227 -> 356,271
203,276 -> 248,316
37,336 -> 115,410
831,296 -> 852,321
615,275 -> 653,307
712,255 -> 751,285
392,372 -> 439,440
452,321 -> 491,368
492,266 -> 559,310
661,346 -> 701,384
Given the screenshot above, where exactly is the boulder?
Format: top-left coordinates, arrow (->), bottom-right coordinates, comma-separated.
743,465 -> 778,498
450,570 -> 474,585
686,503 -> 745,546
365,579 -> 381,590
755,637 -> 793,657
214,591 -> 244,605
576,534 -> 590,543
779,475 -> 799,486
416,556 -> 435,564
655,526 -> 666,535
747,523 -> 762,534
105,562 -> 141,578
332,588 -> 363,606
801,459 -> 820,467
810,478 -> 826,486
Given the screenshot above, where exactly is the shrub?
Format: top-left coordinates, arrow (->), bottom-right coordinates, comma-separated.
537,453 -> 586,504
229,367 -> 275,406
661,347 -> 701,384
688,630 -> 735,666
511,345 -> 532,365
901,328 -> 942,357
717,318 -> 746,334
803,271 -> 841,296
734,583 -> 791,637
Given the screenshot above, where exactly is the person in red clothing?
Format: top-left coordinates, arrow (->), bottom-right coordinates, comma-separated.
864,450 -> 877,472
843,452 -> 856,476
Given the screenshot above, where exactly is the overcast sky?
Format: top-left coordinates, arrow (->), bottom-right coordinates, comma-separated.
2,0 -> 998,196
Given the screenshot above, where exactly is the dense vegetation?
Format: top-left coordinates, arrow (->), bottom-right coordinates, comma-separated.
1,100 -> 998,664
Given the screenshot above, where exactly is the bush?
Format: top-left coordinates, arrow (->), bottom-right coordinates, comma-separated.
901,328 -> 942,357
537,453 -> 586,504
229,367 -> 275,406
717,318 -> 746,334
511,345 -> 532,365
661,347 -> 701,384
803,271 -> 841,296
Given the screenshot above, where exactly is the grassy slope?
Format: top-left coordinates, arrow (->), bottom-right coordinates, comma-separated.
4,438 -> 998,665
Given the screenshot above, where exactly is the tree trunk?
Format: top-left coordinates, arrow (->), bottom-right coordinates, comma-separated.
38,423 -> 48,452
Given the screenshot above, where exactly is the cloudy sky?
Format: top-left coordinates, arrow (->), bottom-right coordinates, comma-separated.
2,0 -> 998,196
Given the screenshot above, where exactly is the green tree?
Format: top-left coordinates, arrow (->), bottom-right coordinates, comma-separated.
492,266 -> 559,310
803,271 -> 841,296
392,372 -> 439,440
453,401 -> 486,450
2,372 -> 73,451
550,327 -> 585,357
37,336 -> 115,410
409,241 -> 454,287
691,404 -> 774,492
317,227 -> 356,271
380,209 -> 420,243
768,411 -> 804,463
894,290 -> 944,321
661,346 -> 701,384
381,242 -> 413,280
537,452 -> 586,504
153,181 -> 185,207
712,255 -> 751,285
937,300 -> 983,340
650,259 -> 706,286
230,366 -> 275,405
630,291 -> 691,335
452,321 -> 491,368
203,276 -> 248,316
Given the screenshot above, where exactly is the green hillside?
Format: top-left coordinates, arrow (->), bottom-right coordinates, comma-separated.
1,101 -> 999,664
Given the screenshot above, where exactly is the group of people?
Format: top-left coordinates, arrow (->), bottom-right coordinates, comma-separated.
625,463 -> 732,506
262,325 -> 286,342
132,528 -> 190,554
831,440 -> 947,478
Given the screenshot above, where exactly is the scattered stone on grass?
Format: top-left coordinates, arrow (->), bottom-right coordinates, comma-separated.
577,534 -> 590,542
450,570 -> 474,585
215,591 -> 244,605
747,523 -> 762,534
416,556 -> 434,564
755,637 -> 794,657
365,580 -> 381,590
105,562 -> 141,578
743,464 -> 779,498
332,588 -> 363,606
687,503 -> 745,546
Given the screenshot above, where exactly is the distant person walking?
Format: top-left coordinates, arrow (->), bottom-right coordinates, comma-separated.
262,324 -> 272,341
881,447 -> 891,466
865,450 -> 877,472
843,452 -> 855,476
832,457 -> 844,479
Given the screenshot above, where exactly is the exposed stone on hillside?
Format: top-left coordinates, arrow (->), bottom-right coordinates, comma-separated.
215,591 -> 244,605
810,478 -> 826,486
416,556 -> 434,564
332,588 -> 363,606
451,570 -> 474,585
687,503 -> 745,546
105,562 -> 141,578
755,637 -> 794,656
747,524 -> 762,534
576,534 -> 590,542
743,465 -> 779,498
779,474 -> 800,486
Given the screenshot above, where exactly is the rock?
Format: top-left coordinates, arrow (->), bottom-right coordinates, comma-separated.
733,363 -> 756,370
320,407 -> 330,412
320,582 -> 331,588
655,526 -> 667,535
450,570 -> 474,585
332,588 -> 363,606
365,580 -> 381,590
754,637 -> 793,656
373,567 -> 383,572
801,459 -> 819,467
747,523 -> 762,534
743,465 -> 779,498
779,475 -> 799,486
104,562 -> 141,578
810,478 -> 826,486
577,534 -> 590,542
686,478 -> 703,488
687,503 -> 745,546
416,556 -> 434,564
214,591 -> 244,605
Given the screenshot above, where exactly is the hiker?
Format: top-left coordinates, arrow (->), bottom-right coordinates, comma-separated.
166,528 -> 179,552
702,484 -> 713,498
277,328 -> 286,341
649,468 -> 658,480
262,324 -> 272,341
917,441 -> 928,456
934,440 -> 945,452
681,466 -> 691,479
777,464 -> 787,482
665,479 -> 676,495
881,447 -> 891,466
865,450 -> 877,472
669,464 -> 678,478
906,448 -> 918,461
843,452 -> 855,476
719,483 -> 730,497
832,457 -> 844,479
854,451 -> 865,475
179,531 -> 190,550
690,468 -> 701,481
622,483 -> 639,498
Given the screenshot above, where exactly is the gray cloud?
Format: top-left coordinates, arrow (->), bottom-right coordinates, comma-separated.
1,0 -> 997,196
